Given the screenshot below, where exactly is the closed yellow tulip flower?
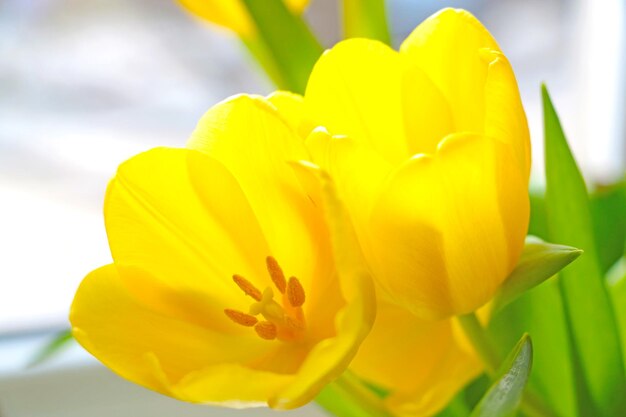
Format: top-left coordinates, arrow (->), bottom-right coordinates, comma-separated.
70,94 -> 374,409
177,0 -> 309,37
304,8 -> 531,320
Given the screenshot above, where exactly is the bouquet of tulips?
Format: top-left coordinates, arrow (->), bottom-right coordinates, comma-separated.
65,1 -> 626,417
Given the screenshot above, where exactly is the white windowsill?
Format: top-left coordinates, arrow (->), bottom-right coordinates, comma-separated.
0,334 -> 325,417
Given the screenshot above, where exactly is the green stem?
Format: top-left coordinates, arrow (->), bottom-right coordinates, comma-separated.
241,37 -> 287,89
458,313 -> 500,375
342,0 -> 392,44
316,372 -> 394,417
337,372 -> 394,417
458,312 -> 559,417
240,0 -> 323,94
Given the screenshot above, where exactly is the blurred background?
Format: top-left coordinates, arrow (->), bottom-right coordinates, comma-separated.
0,0 -> 624,415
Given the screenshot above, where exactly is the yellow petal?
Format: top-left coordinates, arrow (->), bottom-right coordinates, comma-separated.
177,0 -> 309,37
305,39 -> 410,165
187,94 -> 328,299
401,65 -> 456,156
370,134 -> 529,319
70,264 -> 269,396
172,363 -> 294,407
305,37 -> 456,162
177,0 -> 252,36
105,147 -> 270,318
350,301 -> 481,417
266,91 -> 312,137
305,130 -> 393,248
400,8 -> 500,133
482,48 -> 531,176
277,161 -> 376,409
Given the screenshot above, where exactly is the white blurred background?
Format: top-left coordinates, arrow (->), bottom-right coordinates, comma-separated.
0,0 -> 624,416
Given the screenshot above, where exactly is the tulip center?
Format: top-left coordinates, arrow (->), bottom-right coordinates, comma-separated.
224,256 -> 307,342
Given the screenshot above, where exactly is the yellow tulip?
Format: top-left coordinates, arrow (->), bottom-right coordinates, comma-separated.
70,94 -> 374,409
304,8 -> 531,320
177,0 -> 309,37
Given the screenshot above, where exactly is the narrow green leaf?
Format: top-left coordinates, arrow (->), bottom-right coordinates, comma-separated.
240,0 -> 323,94
590,180 -> 626,273
342,0 -> 392,44
528,186 -> 549,239
530,180 -> 626,274
491,237 -> 582,314
542,84 -> 626,416
27,330 -> 73,368
469,335 -> 533,417
490,280 -> 578,417
607,257 -> 626,369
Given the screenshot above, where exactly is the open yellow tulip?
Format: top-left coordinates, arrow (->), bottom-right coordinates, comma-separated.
304,8 -> 531,320
70,94 -> 374,409
177,0 -> 309,37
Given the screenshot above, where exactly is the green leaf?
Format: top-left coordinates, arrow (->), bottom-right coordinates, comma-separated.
489,280 -> 578,417
491,237 -> 582,314
27,330 -> 73,368
240,0 -> 323,94
342,0 -> 392,44
607,257 -> 626,369
530,180 -> 626,274
542,84 -> 626,416
469,335 -> 533,417
590,180 -> 626,273
528,186 -> 549,239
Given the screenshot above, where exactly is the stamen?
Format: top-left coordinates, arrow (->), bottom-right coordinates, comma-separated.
255,321 -> 278,340
249,288 -> 285,323
224,309 -> 258,327
266,256 -> 286,293
285,316 -> 305,331
286,277 -> 306,307
227,258 -> 307,342
232,274 -> 262,301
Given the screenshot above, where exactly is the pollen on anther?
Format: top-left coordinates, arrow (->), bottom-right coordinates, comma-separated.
232,274 -> 262,301
255,321 -> 277,340
287,277 -> 305,307
266,256 -> 286,293
224,309 -> 258,327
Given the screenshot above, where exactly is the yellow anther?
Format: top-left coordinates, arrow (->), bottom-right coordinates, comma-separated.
224,309 -> 258,327
232,274 -> 262,301
266,256 -> 286,293
286,277 -> 306,307
254,321 -> 277,340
